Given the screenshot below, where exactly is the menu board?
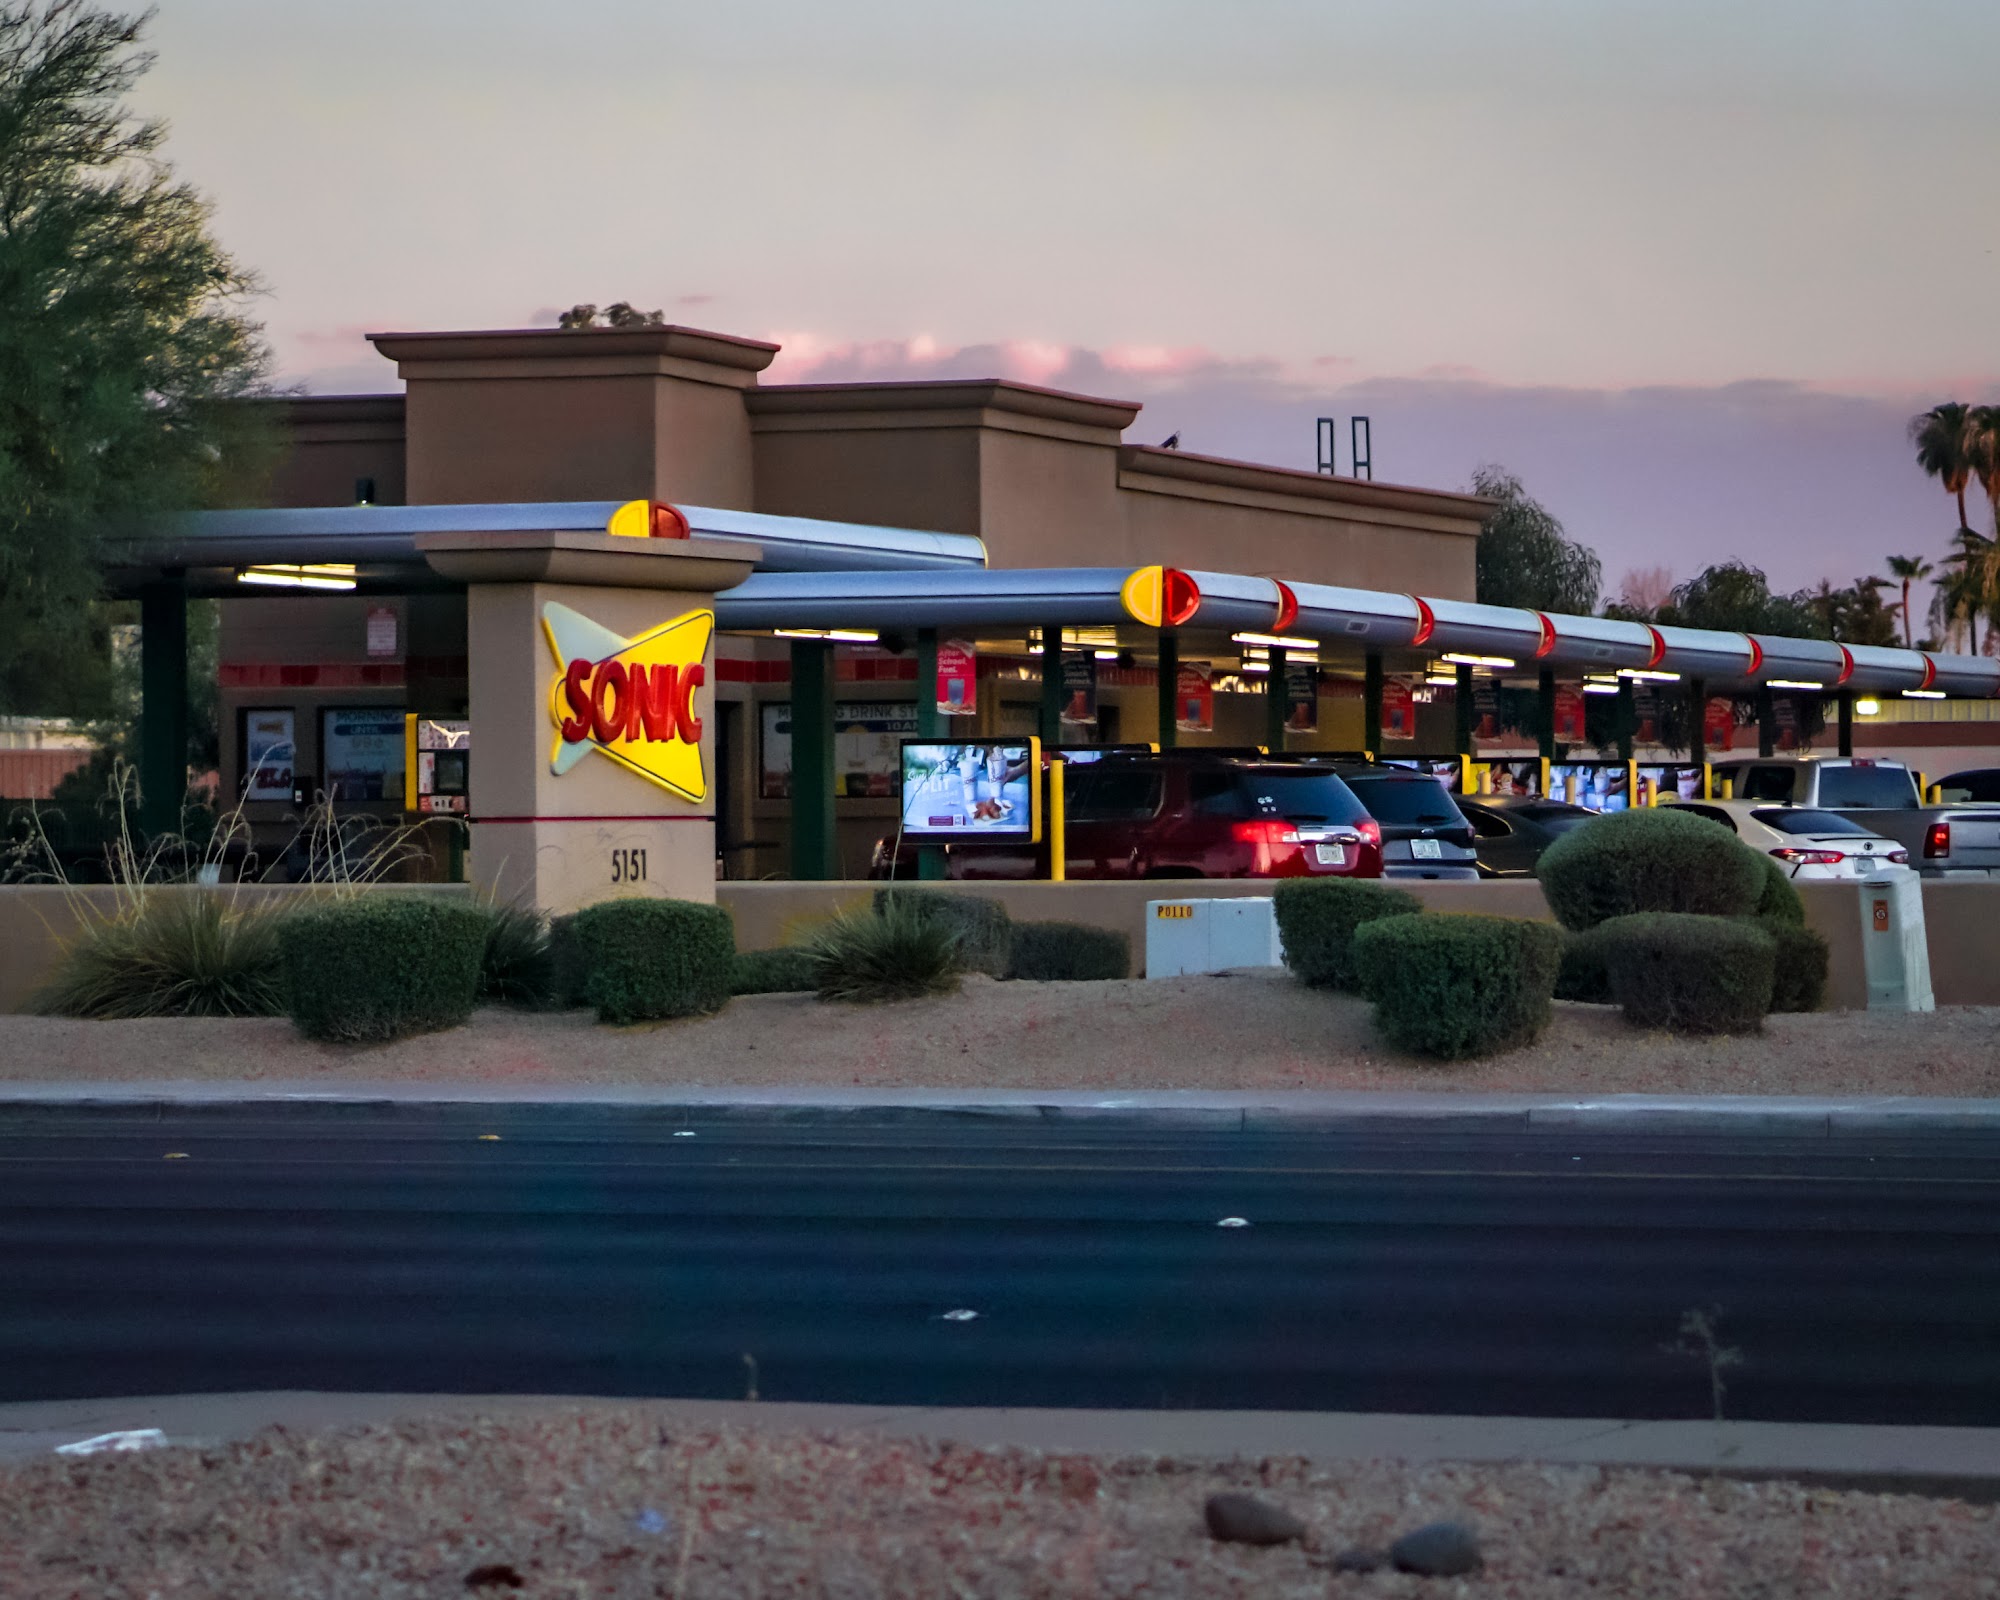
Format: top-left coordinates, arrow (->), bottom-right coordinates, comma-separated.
321,707 -> 407,803
899,740 -> 1040,839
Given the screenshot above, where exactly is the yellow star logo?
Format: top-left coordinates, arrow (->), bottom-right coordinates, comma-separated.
543,601 -> 712,802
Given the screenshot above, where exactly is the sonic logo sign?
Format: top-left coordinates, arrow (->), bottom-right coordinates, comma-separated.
543,600 -> 712,801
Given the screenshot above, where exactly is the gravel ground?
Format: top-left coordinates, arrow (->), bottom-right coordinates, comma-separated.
3,972 -> 1999,1096
4,1411 -> 1995,1599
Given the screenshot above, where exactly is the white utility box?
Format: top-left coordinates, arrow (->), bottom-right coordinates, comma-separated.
1145,897 -> 1282,978
1858,868 -> 1934,1012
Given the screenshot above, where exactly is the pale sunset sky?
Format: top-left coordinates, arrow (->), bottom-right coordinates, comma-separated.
136,0 -> 2000,609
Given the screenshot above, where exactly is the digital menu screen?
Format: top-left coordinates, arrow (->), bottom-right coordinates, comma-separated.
899,740 -> 1041,840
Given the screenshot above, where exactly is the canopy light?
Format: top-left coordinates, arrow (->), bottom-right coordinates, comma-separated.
1855,697 -> 1882,716
1440,653 -> 1515,669
1240,661 -> 1270,674
1581,683 -> 1620,695
1766,679 -> 1824,691
1903,689 -> 1947,699
773,628 -> 879,644
1093,649 -> 1119,660
236,563 -> 357,592
1424,674 -> 1458,686
1231,632 -> 1319,650
1617,668 -> 1681,682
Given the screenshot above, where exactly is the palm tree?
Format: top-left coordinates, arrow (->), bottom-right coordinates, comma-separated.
1885,554 -> 1934,648
1937,528 -> 2000,655
1969,405 -> 2000,532
1910,402 -> 1977,531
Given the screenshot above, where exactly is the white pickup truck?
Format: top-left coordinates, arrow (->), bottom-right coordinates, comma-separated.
1710,757 -> 2000,878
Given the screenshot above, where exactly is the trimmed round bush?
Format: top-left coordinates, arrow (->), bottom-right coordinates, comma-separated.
873,888 -> 1012,978
1273,879 -> 1423,991
278,894 -> 488,1044
1536,807 -> 1764,931
567,897 -> 735,1024
1757,914 -> 1829,1013
1752,852 -> 1807,925
731,946 -> 817,995
1005,921 -> 1130,982
810,896 -> 961,1003
1352,912 -> 1566,1061
1598,912 -> 1774,1035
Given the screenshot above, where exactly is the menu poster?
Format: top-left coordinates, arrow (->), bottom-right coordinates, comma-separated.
936,640 -> 977,717
1282,662 -> 1318,732
1059,653 -> 1097,726
242,709 -> 295,801
1175,664 -> 1213,734
1380,678 -> 1416,741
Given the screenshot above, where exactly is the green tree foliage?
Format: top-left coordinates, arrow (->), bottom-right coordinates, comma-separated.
1884,554 -> 1934,648
1656,561 -> 1827,639
1909,402 -> 1977,532
0,2 -> 271,718
1469,465 -> 1601,614
1805,576 -> 1897,647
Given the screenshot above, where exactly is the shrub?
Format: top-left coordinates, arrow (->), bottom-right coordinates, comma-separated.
810,896 -> 962,1003
567,898 -> 735,1024
1752,852 -> 1807,925
1272,879 -> 1423,991
544,913 -> 585,1009
1598,912 -> 1774,1035
731,945 -> 817,995
476,899 -> 553,1006
1536,807 -> 1765,931
873,888 -> 1012,977
1757,914 -> 1829,1013
278,895 -> 489,1044
1554,923 -> 1617,1004
32,891 -> 288,1018
1005,921 -> 1130,982
1351,912 -> 1566,1061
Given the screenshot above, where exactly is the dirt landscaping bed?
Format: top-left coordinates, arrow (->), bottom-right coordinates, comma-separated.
2,971 -> 1997,1097
3,1408 -> 1994,1598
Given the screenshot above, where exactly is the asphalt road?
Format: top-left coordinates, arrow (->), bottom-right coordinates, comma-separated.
2,1105 -> 1997,1425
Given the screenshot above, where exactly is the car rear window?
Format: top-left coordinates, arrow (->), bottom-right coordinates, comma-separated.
1818,765 -> 1919,809
1233,769 -> 1369,825
1515,804 -> 1594,833
1751,808 -> 1877,837
1940,771 -> 2000,803
1065,765 -> 1162,821
1341,775 -> 1466,825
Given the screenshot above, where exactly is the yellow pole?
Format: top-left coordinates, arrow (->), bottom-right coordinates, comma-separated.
1048,756 -> 1066,882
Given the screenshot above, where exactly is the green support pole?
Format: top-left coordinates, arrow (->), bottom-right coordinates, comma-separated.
1156,631 -> 1178,750
1756,686 -> 1777,758
1836,691 -> 1854,757
1264,646 -> 1288,752
914,628 -> 946,880
139,574 -> 189,840
1687,677 -> 1707,767
1454,661 -> 1476,757
1363,653 -> 1384,758
1039,624 -> 1064,748
1615,678 -> 1636,761
789,640 -> 836,880
1537,667 -> 1557,760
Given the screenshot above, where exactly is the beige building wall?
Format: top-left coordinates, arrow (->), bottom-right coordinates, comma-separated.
254,396 -> 408,508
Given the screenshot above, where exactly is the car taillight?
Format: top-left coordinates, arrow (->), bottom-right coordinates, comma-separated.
1355,819 -> 1382,848
1889,849 -> 1909,864
1770,847 -> 1844,866
1924,822 -> 1950,858
1229,820 -> 1300,847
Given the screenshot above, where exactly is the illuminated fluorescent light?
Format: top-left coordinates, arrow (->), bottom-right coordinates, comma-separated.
236,563 -> 358,592
773,628 -> 880,644
1424,674 -> 1457,686
1616,668 -> 1681,682
1581,683 -> 1620,695
1231,632 -> 1320,650
1855,698 -> 1881,715
1766,679 -> 1823,690
1241,661 -> 1270,674
1440,653 -> 1515,669
1094,649 -> 1119,660
1902,689 -> 1947,699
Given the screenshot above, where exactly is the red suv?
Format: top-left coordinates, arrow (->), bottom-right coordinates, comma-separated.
869,752 -> 1384,880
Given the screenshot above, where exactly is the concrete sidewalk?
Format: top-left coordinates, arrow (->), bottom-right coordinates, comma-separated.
5,1080 -> 2000,1135
6,1391 -> 1998,1500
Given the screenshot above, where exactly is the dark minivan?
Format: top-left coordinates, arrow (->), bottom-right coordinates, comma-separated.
1321,762 -> 1480,880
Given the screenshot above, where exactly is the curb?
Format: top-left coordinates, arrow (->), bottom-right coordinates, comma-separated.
4,1084 -> 2000,1136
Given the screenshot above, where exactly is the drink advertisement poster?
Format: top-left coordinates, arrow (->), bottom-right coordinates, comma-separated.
1553,686 -> 1587,744
1282,662 -> 1318,732
936,640 -> 977,717
1704,696 -> 1735,752
1380,677 -> 1416,741
899,741 -> 1039,839
1175,664 -> 1213,734
243,709 -> 295,801
1059,653 -> 1097,726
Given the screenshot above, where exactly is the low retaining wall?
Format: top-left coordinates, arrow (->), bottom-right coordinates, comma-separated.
0,876 -> 1986,1015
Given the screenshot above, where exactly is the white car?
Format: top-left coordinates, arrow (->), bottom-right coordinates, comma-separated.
1662,798 -> 1908,879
